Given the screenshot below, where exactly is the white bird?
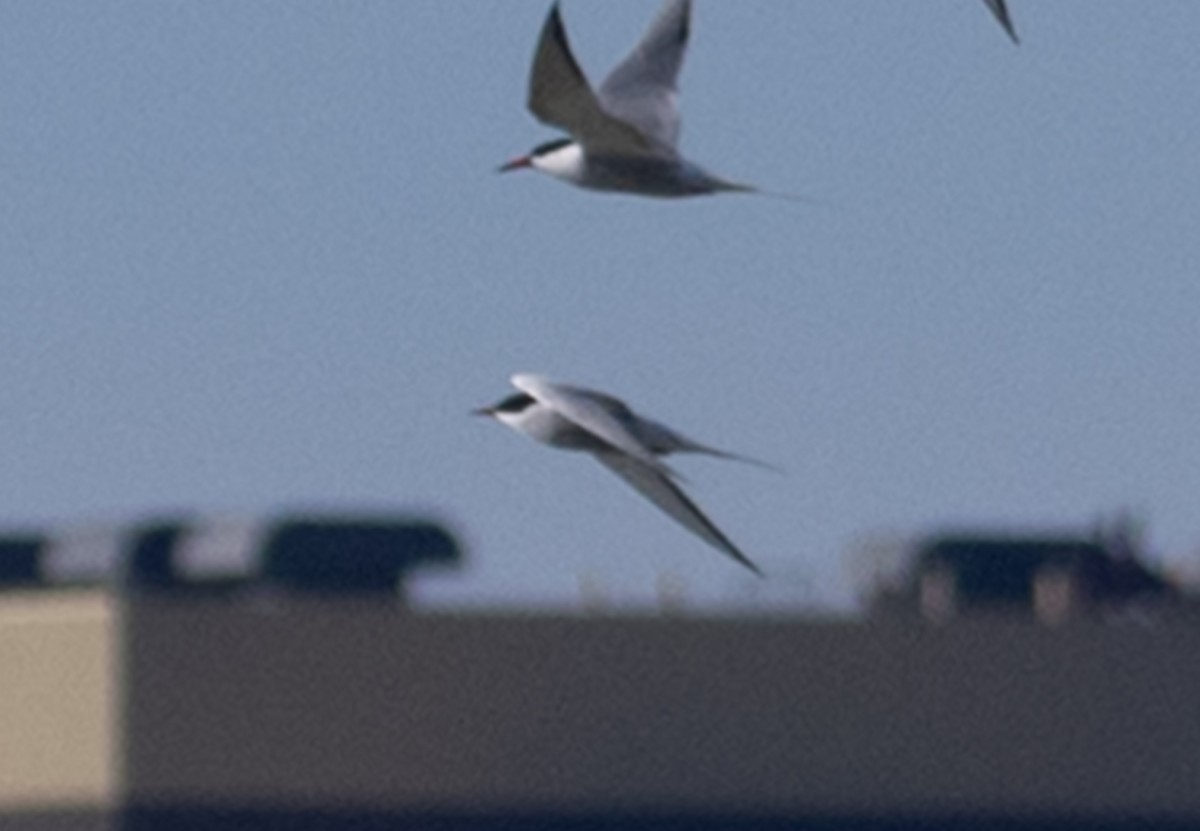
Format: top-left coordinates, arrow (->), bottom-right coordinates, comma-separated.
475,374 -> 772,575
982,0 -> 1019,44
499,0 -> 756,198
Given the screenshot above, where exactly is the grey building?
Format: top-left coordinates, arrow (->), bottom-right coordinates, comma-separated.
2,517 -> 1199,829
4,602 -> 1200,828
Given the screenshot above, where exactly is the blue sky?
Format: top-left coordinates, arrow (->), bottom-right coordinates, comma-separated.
2,2 -> 1197,610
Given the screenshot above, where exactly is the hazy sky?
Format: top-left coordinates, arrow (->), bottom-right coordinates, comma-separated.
2,2 -> 1197,611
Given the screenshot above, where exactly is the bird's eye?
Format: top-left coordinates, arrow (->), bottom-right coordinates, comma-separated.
533,138 -> 573,157
494,393 -> 535,413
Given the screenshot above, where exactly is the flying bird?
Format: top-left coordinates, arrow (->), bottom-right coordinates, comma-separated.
982,0 -> 1019,44
499,0 -> 757,198
475,374 -> 772,575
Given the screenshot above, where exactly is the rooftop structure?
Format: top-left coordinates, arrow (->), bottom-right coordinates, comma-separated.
2,516 -> 1198,830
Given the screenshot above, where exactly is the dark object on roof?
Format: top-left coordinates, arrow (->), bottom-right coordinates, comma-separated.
910,533 -> 1175,623
0,513 -> 463,598
120,514 -> 464,595
125,521 -> 192,589
260,518 -> 461,594
0,536 -> 43,587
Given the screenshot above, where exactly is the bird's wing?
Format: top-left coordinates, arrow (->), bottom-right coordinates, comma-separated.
677,443 -> 784,474
981,0 -> 1019,43
594,450 -> 763,576
636,417 -> 784,474
527,2 -> 663,157
597,0 -> 689,149
512,374 -> 669,474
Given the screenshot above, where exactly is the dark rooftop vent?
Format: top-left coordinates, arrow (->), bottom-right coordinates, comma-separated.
918,537 -> 1108,607
124,521 -> 192,589
0,512 -> 463,599
0,537 -> 43,588
260,518 -> 460,595
909,532 -> 1176,623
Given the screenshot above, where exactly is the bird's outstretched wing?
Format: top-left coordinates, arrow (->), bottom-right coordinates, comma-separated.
595,450 -> 763,576
527,3 -> 662,157
635,417 -> 783,474
597,0 -> 690,149
512,374 -> 671,475
982,0 -> 1019,44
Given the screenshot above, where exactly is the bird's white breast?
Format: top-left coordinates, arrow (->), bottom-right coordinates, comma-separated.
530,141 -> 588,184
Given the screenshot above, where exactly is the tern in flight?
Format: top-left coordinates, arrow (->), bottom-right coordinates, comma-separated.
499,0 -> 757,198
475,374 -> 773,575
982,0 -> 1019,44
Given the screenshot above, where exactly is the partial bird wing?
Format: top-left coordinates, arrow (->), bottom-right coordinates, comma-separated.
527,2 -> 663,157
512,374 -> 669,474
597,0 -> 690,149
594,451 -> 763,576
982,0 -> 1019,44
635,417 -> 783,474
678,443 -> 784,474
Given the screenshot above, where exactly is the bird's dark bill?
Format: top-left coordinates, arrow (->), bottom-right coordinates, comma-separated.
498,155 -> 533,173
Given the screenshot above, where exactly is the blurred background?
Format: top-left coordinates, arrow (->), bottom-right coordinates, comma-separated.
2,1 -> 1198,612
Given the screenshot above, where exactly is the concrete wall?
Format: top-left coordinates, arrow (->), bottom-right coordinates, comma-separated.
121,598 -> 1200,823
0,592 -> 118,823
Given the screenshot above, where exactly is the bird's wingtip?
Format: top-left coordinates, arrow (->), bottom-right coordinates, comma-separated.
731,549 -> 766,578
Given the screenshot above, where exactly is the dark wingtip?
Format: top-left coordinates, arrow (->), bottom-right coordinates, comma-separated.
722,538 -> 766,578
999,17 -> 1020,44
736,552 -> 767,579
529,0 -> 589,117
546,2 -> 568,40
985,0 -> 1020,45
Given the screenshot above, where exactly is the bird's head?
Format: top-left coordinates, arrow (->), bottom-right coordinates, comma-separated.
472,392 -> 537,427
498,138 -> 581,177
